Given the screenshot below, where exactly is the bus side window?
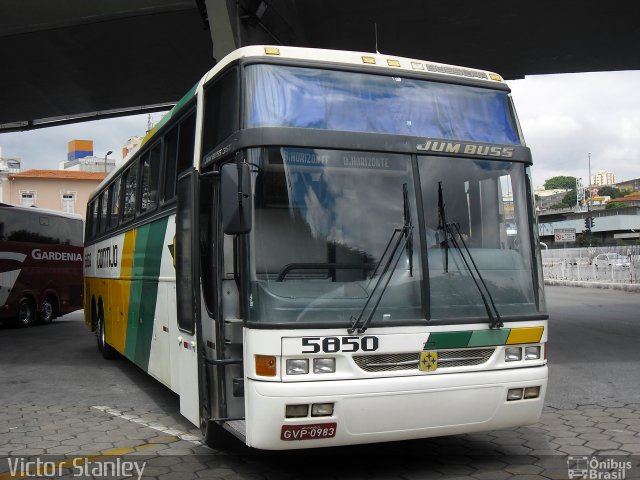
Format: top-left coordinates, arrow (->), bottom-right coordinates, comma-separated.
109,177 -> 121,229
87,201 -> 97,239
122,163 -> 138,223
141,144 -> 161,214
201,69 -> 238,158
99,190 -> 109,234
163,127 -> 179,203
178,113 -> 196,176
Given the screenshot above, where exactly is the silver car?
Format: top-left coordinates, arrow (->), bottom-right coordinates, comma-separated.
593,253 -> 631,269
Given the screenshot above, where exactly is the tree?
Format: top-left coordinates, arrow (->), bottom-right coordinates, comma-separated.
562,189 -> 577,207
605,202 -> 628,210
577,233 -> 601,247
549,203 -> 567,210
597,185 -> 622,199
544,176 -> 577,190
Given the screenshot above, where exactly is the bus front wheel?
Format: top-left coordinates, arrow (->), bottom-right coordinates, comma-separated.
202,418 -> 237,449
96,311 -> 116,360
17,297 -> 35,327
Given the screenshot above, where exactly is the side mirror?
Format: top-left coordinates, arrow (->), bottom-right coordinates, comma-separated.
221,162 -> 252,234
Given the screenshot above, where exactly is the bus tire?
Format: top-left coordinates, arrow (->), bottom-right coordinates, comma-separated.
40,297 -> 56,324
16,297 -> 36,328
202,419 -> 237,449
96,311 -> 116,360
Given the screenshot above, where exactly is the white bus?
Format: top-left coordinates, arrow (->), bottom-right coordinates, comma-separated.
84,45 -> 548,450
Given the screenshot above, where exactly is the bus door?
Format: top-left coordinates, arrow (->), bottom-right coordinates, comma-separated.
175,169 -> 201,425
200,161 -> 246,440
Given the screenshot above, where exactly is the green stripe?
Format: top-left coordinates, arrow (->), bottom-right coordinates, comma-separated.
424,331 -> 473,349
424,329 -> 512,349
468,329 -> 511,347
124,217 -> 169,369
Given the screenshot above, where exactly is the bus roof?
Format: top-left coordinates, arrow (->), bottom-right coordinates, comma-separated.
0,202 -> 84,221
97,45 -> 507,192
203,45 -> 506,86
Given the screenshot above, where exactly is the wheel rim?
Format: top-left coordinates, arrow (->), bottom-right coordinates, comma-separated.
42,300 -> 53,322
18,301 -> 33,325
99,317 -> 105,349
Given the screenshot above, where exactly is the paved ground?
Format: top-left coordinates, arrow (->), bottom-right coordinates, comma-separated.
1,286 -> 639,479
1,402 -> 639,479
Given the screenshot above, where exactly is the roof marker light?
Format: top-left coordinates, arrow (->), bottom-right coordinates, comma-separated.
411,62 -> 425,70
387,59 -> 401,67
264,47 -> 280,55
362,56 -> 376,64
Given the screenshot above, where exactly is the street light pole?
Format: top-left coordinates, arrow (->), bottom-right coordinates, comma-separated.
104,150 -> 113,174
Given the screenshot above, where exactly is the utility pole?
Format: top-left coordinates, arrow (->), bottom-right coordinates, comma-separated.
587,153 -> 592,246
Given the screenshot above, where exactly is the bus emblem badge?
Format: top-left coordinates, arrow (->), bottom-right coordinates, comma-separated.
419,351 -> 438,372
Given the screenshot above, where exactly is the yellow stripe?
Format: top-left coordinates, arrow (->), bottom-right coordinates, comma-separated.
107,229 -> 137,352
506,326 -> 544,344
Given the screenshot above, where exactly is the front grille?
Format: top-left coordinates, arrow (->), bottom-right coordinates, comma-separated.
353,348 -> 495,372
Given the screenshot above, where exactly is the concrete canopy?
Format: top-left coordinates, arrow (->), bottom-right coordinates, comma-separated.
1,0 -> 639,131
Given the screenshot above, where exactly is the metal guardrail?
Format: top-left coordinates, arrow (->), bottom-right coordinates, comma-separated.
541,246 -> 640,284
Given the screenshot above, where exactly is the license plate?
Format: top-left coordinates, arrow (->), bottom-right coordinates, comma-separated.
281,423 -> 337,441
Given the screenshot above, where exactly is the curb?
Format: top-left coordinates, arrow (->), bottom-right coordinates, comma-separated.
544,278 -> 640,292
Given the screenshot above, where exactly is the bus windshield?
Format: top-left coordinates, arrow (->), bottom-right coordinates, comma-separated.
244,64 -> 520,145
419,156 -> 538,319
247,148 -> 540,326
248,147 -> 422,325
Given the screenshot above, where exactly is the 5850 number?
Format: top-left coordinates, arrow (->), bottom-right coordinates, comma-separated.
301,336 -> 379,353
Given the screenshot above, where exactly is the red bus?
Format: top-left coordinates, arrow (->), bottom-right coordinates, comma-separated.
0,203 -> 84,327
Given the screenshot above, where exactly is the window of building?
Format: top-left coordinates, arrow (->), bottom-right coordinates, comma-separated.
19,191 -> 36,207
62,192 -> 76,214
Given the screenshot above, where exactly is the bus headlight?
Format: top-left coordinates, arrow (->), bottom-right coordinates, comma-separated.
311,403 -> 334,417
505,346 -> 522,362
525,346 -> 541,360
286,359 -> 309,375
313,358 -> 336,374
507,388 -> 523,401
524,386 -> 541,399
285,404 -> 308,418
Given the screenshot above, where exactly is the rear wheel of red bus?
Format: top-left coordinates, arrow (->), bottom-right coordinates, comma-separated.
39,297 -> 56,324
16,297 -> 36,328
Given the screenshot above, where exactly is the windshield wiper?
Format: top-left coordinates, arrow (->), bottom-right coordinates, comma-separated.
348,184 -> 413,334
436,182 -> 503,329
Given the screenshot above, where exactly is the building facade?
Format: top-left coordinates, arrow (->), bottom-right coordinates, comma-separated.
591,170 -> 617,186
2,170 -> 105,216
0,155 -> 22,200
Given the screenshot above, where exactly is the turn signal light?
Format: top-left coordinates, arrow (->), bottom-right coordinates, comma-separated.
255,355 -> 277,377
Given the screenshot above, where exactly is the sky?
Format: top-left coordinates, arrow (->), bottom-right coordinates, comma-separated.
1,70 -> 639,189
